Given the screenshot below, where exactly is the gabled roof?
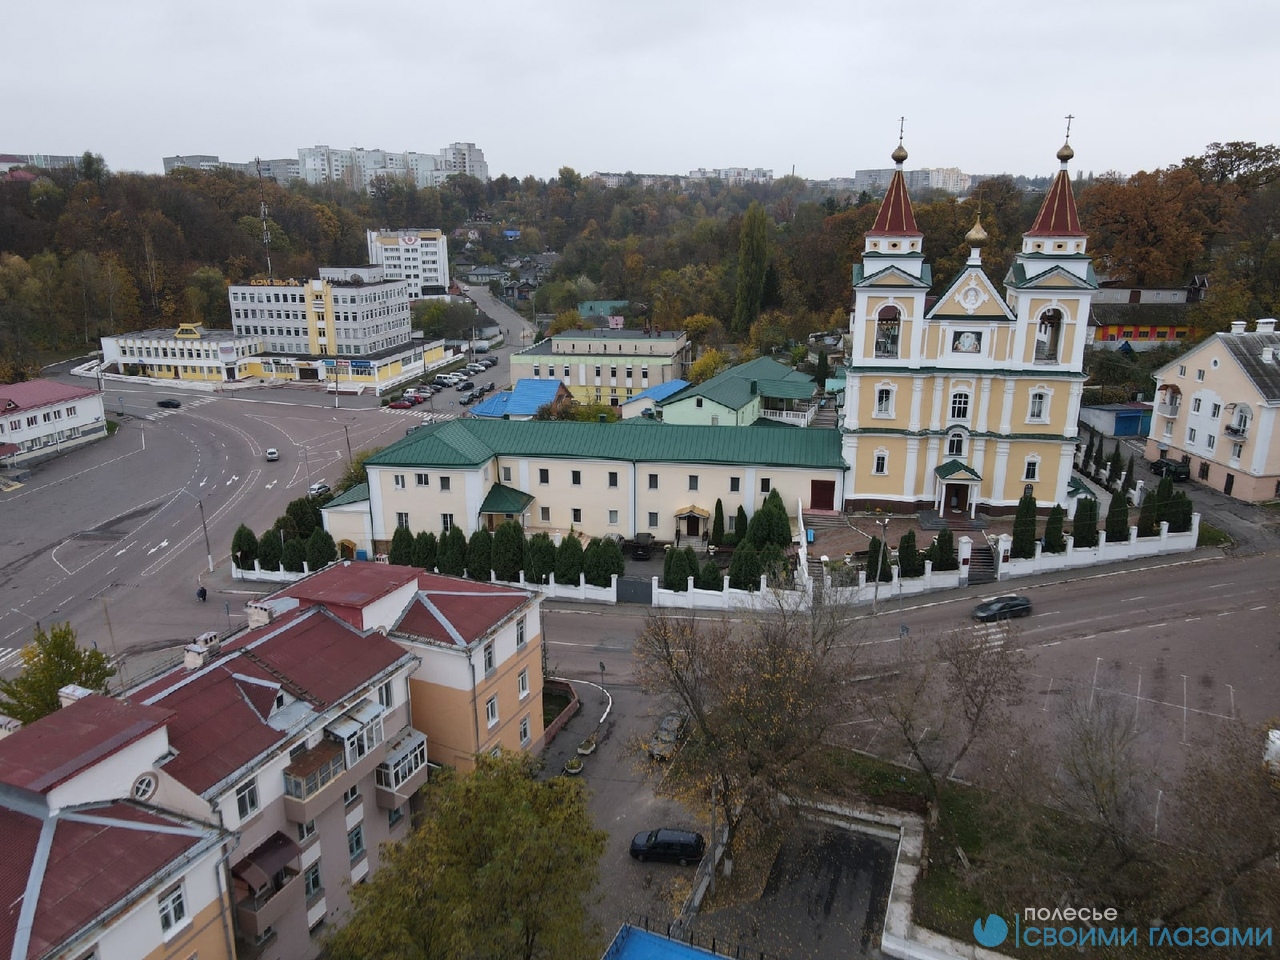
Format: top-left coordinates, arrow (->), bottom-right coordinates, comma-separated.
926,264 -> 1016,322
661,357 -> 814,410
365,419 -> 845,469
1,801 -> 217,960
393,575 -> 534,648
626,379 -> 689,405
0,696 -> 173,794
0,379 -> 97,414
852,261 -> 933,288
1089,302 -> 1191,328
1026,169 -> 1086,237
471,379 -> 566,418
326,482 -> 369,507
1209,331 -> 1280,401
866,169 -> 920,236
934,459 -> 983,481
1004,261 -> 1098,290
479,483 -> 535,515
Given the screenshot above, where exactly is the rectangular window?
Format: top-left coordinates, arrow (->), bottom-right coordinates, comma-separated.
950,393 -> 970,420
520,715 -> 531,745
502,466 -> 512,482
343,784 -> 360,806
1178,365 -> 1187,377
760,478 -> 771,494
874,453 -> 887,475
688,475 -> 698,491
533,365 -> 540,377
695,398 -> 704,408
518,668 -> 529,699
1196,369 -> 1205,381
571,470 -> 581,485
516,616 -> 526,647
1232,442 -> 1243,460
608,471 -> 618,487
727,477 -> 740,493
610,366 -> 617,378
158,886 -> 186,935
1192,398 -> 1202,413
539,468 -> 550,484
648,474 -> 658,489
1029,393 -> 1045,420
1188,427 -> 1197,443
595,365 -> 602,377
1207,434 -> 1216,450
347,825 -> 365,862
1024,460 -> 1039,481
572,508 -> 582,523
304,862 -> 322,898
388,805 -> 404,828
439,476 -> 451,491
235,778 -> 259,819
609,509 -> 619,524
297,819 -> 317,843
396,512 -> 409,530
394,474 -> 405,489
415,472 -> 429,486
648,512 -> 659,528
539,506 -> 550,522
1198,461 -> 1210,480
1211,402 -> 1221,418
486,696 -> 498,727
378,680 -> 393,708
441,514 -> 454,532
483,642 -> 494,674
875,388 -> 892,416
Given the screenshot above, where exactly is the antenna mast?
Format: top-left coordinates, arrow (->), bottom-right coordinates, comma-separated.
256,158 -> 273,280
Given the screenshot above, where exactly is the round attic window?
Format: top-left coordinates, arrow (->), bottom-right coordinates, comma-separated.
132,773 -> 158,802
1212,359 -> 1220,368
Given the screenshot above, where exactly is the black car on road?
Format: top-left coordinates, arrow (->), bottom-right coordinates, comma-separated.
973,595 -> 1033,622
1149,457 -> 1190,480
156,398 -> 182,408
629,829 -> 705,865
456,380 -> 475,392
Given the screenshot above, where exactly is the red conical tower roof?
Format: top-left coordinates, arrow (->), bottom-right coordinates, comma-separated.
867,141 -> 921,237
1026,142 -> 1085,237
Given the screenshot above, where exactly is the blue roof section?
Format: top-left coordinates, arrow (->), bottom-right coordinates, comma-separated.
471,379 -> 565,418
602,925 -> 721,960
628,380 -> 688,405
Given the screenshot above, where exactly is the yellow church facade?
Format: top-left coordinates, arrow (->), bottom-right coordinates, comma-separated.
842,140 -> 1094,516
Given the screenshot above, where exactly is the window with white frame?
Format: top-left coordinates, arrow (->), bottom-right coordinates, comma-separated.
304,861 -> 322,898
396,512 -> 409,530
688,475 -> 698,491
1188,427 -> 1197,444
1192,397 -> 1202,413
1024,458 -> 1039,481
378,680 -> 393,708
949,391 -> 970,421
235,777 -> 259,819
342,784 -> 360,806
347,825 -> 365,862
441,514 -> 454,532
486,696 -> 498,727
415,472 -> 429,487
609,509 -> 618,524
518,668 -> 529,699
874,385 -> 894,417
1207,434 -> 1216,450
158,885 -> 187,935
394,474 -> 405,489
297,819 -> 316,843
520,715 -> 530,745
1210,402 -> 1221,418
540,506 -> 550,522
439,476 -> 451,492
1232,442 -> 1243,460
502,466 -> 512,482
648,512 -> 659,528
1028,390 -> 1048,421
873,450 -> 888,475
516,616 -> 526,647
483,642 -> 494,675
947,432 -> 965,457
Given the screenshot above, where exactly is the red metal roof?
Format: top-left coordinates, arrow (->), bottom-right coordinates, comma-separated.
0,696 -> 173,794
395,575 -> 532,647
866,169 -> 920,237
1025,169 -> 1085,237
137,608 -> 409,794
0,379 -> 97,414
1,802 -> 207,960
269,560 -> 419,613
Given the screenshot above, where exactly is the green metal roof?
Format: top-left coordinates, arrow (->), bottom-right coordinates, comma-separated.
660,356 -> 814,410
326,482 -> 369,507
852,262 -> 933,287
367,419 -> 846,469
1004,261 -> 1099,290
479,483 -> 536,515
935,460 -> 983,481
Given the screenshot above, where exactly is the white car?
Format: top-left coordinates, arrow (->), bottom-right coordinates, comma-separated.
264,448 -> 279,462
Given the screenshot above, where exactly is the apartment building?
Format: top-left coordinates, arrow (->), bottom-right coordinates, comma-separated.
0,379 -> 107,468
366,229 -> 451,299
298,143 -> 488,190
100,322 -> 263,383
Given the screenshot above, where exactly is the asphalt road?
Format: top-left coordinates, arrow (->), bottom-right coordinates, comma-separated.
0,372 -> 418,674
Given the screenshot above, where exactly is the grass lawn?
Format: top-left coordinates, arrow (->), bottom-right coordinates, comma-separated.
1197,520 -> 1232,548
542,687 -> 572,727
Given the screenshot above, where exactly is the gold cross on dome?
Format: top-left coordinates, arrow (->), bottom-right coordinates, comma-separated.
1064,114 -> 1075,141
898,116 -> 906,141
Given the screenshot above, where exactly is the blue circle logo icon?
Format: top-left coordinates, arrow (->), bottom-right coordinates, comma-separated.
974,914 -> 1009,947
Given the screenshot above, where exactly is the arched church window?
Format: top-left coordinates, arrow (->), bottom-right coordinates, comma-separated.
875,306 -> 900,359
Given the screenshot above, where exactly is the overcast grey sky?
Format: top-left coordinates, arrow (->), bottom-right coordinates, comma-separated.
10,0 -> 1277,182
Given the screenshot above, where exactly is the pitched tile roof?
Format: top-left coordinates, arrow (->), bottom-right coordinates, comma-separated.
394,575 -> 533,648
1,802 -> 215,960
0,696 -> 173,794
365,419 -> 845,469
866,169 -> 920,236
0,379 -> 97,415
1025,169 -> 1085,237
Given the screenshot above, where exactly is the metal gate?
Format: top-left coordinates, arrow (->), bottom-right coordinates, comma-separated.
616,576 -> 653,606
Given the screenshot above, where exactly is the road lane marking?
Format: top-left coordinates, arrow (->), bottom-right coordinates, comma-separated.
1184,617 -> 1201,622
1147,622 -> 1167,629
1120,596 -> 1146,602
1217,612 -> 1233,617
1251,605 -> 1267,611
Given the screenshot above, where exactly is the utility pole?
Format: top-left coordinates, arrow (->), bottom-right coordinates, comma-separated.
342,423 -> 353,466
709,782 -> 717,896
871,516 -> 888,615
196,497 -> 213,573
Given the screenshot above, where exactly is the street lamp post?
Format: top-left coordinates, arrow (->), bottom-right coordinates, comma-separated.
196,497 -> 213,573
871,516 -> 889,615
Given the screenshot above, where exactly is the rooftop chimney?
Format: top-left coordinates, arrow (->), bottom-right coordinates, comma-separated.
1256,318 -> 1277,334
1230,320 -> 1247,335
1263,347 -> 1275,364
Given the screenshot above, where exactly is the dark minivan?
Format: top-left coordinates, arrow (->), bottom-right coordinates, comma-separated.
631,533 -> 653,560
629,828 -> 705,865
1150,457 -> 1191,480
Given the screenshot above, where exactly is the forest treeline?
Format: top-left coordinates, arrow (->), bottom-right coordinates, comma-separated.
1,142 -> 1277,382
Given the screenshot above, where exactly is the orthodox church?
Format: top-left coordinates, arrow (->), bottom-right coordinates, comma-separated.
842,138 -> 1096,516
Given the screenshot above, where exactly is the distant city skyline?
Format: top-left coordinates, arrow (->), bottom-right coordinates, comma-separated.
5,1 -> 1277,185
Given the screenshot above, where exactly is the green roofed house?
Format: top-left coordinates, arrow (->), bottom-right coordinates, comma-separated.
657,356 -> 820,427
320,418 -> 845,556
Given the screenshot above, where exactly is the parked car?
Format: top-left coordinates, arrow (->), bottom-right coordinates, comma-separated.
973,595 -> 1033,622
648,712 -> 687,760
480,357 -> 498,368
1149,457 -> 1191,480
630,533 -> 653,560
459,394 -> 474,406
307,482 -> 331,497
388,400 -> 414,409
466,363 -> 487,374
456,380 -> 475,391
156,398 -> 181,408
264,448 -> 279,462
481,381 -> 496,394
629,829 -> 706,865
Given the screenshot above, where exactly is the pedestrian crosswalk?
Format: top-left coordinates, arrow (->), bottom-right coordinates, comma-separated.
387,408 -> 462,422
144,397 -> 216,421
0,645 -> 26,673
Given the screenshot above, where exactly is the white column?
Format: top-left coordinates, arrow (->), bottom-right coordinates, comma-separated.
908,377 -> 924,432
